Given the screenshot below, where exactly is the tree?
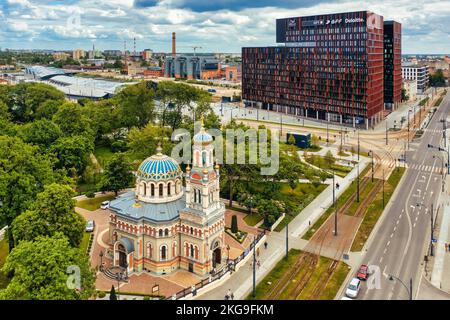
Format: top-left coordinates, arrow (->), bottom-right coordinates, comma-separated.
0,234 -> 95,300
6,83 -> 65,122
401,88 -> 409,102
0,101 -> 10,121
51,135 -> 94,176
110,285 -> 117,300
53,102 -> 94,137
288,134 -> 296,145
19,118 -> 62,148
257,199 -> 283,228
11,183 -> 85,247
114,82 -> 156,129
231,215 -> 238,234
311,134 -> 319,147
98,153 -> 134,196
127,124 -> 172,160
0,136 -> 57,250
430,69 -> 446,87
324,150 -> 335,168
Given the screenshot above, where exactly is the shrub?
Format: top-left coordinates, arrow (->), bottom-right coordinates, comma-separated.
231,215 -> 238,233
85,191 -> 96,198
98,291 -> 106,299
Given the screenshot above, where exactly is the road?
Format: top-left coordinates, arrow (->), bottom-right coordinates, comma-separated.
353,91 -> 450,300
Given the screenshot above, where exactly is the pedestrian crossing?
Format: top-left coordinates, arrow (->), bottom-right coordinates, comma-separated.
372,159 -> 444,174
422,128 -> 445,134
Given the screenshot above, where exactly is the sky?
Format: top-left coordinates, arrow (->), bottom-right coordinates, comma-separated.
0,0 -> 449,54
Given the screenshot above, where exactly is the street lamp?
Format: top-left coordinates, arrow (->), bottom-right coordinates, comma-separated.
388,275 -> 412,300
332,168 -> 338,236
252,235 -> 256,298
369,150 -> 374,182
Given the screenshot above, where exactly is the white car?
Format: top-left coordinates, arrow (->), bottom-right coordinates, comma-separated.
100,201 -> 110,210
86,220 -> 95,232
341,297 -> 353,300
345,278 -> 361,298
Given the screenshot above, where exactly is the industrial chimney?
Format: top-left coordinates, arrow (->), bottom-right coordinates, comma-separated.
172,32 -> 176,57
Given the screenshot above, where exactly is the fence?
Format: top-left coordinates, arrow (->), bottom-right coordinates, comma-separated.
169,230 -> 266,300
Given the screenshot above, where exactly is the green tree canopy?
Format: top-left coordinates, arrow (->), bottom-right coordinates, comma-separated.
114,81 -> 156,129
51,135 -> 94,176
19,118 -> 62,148
0,136 -> 57,233
11,183 -> 85,247
127,123 -> 172,160
5,83 -> 65,122
0,233 -> 95,300
98,153 -> 134,196
53,102 -> 94,137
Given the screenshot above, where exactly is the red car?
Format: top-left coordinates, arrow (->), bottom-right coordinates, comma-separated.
357,264 -> 369,280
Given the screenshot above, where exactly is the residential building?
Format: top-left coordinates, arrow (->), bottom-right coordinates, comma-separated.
401,64 -> 429,93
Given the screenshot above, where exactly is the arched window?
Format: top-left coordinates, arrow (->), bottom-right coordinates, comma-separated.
193,189 -> 197,203
202,151 -> 207,165
158,229 -> 163,237
150,184 -> 155,197
164,228 -> 169,236
146,243 -> 152,258
176,180 -> 181,193
160,245 -> 167,260
167,182 -> 171,196
190,227 -> 193,235
142,182 -> 147,196
190,244 -> 194,258
159,183 -> 164,197
198,190 -> 202,204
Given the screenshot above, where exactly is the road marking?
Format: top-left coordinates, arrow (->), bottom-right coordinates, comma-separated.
396,220 -> 400,225
379,257 -> 384,264
393,226 -> 397,232
384,248 -> 387,254
387,240 -> 391,247
413,222 -> 416,228
390,233 -> 394,238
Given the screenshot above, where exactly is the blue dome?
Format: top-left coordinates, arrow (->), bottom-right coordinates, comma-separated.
137,152 -> 182,181
193,131 -> 213,144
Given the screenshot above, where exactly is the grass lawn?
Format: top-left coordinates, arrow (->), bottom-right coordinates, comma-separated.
273,183 -> 327,232
302,165 -> 371,240
247,249 -> 350,300
304,155 -> 352,178
76,194 -> 115,211
0,238 -> 10,289
351,167 -> 405,251
79,232 -> 92,255
94,145 -> 115,168
243,212 -> 264,226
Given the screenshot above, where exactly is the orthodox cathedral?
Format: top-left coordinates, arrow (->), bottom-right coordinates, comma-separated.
108,124 -> 226,276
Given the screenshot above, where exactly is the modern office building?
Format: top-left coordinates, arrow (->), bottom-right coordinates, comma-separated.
383,21 -> 402,109
242,11 -> 402,128
401,64 -> 429,93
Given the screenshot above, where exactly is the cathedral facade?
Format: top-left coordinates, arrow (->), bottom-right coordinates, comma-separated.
108,125 -> 226,276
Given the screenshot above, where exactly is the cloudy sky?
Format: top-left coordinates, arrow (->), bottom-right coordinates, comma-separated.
0,0 -> 449,54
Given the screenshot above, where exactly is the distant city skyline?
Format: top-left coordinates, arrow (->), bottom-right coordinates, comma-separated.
0,0 -> 449,54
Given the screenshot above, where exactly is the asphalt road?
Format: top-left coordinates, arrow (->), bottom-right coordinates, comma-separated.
347,91 -> 450,300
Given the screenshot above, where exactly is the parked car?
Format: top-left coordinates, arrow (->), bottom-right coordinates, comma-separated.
207,88 -> 216,93
86,220 -> 95,232
340,296 -> 353,300
101,201 -> 110,210
357,264 -> 369,281
345,278 -> 361,298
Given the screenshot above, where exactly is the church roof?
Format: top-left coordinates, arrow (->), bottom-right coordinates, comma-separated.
136,146 -> 182,181
109,191 -> 185,222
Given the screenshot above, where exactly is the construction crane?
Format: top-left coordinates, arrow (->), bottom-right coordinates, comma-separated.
178,46 -> 203,57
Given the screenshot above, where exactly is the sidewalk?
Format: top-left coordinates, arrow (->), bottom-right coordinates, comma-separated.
194,156 -> 369,300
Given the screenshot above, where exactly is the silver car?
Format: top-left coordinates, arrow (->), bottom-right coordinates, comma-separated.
85,220 -> 95,232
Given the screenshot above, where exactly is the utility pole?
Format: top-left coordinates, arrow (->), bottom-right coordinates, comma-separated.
333,169 -> 338,236
382,169 -> 385,208
410,278 -> 413,300
327,123 -> 329,146
386,120 -> 388,145
371,151 -> 374,182
443,118 -> 447,148
431,203 -> 434,257
357,162 -> 360,202
252,236 -> 256,298
357,129 -> 360,161
285,217 -> 289,261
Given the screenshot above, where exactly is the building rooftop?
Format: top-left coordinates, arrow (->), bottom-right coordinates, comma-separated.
109,191 -> 185,223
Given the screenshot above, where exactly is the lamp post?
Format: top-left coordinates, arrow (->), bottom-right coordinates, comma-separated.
99,250 -> 104,272
385,119 -> 388,145
389,275 -> 412,300
332,168 -> 338,236
382,169 -> 385,209
431,203 -> 435,257
369,150 -> 374,182
252,235 -> 256,298
432,155 -> 445,192
407,109 -> 412,150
